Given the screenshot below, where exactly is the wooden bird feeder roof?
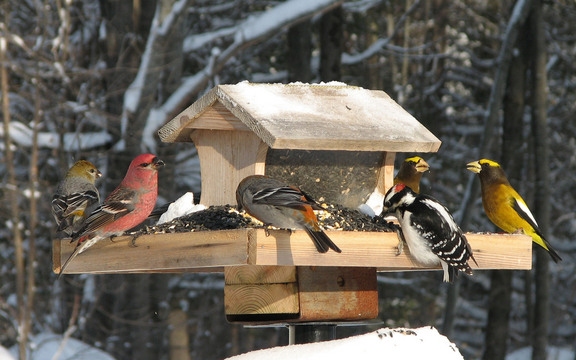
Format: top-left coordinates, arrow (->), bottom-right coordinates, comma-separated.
158,82 -> 441,152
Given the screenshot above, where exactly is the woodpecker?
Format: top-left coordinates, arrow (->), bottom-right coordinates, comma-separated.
382,183 -> 477,282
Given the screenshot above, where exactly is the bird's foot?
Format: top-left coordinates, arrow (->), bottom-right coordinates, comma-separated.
129,229 -> 145,247
263,226 -> 290,237
395,228 -> 407,256
130,234 -> 142,247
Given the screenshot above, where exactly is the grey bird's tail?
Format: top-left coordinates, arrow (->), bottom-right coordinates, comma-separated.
304,228 -> 342,253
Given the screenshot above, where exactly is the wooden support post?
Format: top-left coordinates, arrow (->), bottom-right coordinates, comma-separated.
289,324 -> 337,345
377,151 -> 396,194
191,129 -> 268,206
224,265 -> 378,324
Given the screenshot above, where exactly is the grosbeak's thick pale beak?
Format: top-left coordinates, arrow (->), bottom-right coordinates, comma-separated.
466,161 -> 482,174
415,159 -> 430,173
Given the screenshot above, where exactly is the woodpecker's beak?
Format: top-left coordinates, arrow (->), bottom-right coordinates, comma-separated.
466,161 -> 482,174
415,159 -> 430,173
382,202 -> 391,212
96,170 -> 103,178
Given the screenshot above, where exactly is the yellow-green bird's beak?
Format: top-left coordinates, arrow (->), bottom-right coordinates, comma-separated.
466,160 -> 482,173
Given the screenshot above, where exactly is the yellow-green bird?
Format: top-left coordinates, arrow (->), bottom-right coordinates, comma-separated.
52,160 -> 102,237
393,156 -> 430,194
466,159 -> 561,263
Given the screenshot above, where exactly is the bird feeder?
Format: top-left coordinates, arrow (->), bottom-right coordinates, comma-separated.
53,82 -> 532,325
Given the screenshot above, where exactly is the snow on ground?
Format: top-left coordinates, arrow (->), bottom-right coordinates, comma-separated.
5,330 -> 573,360
0,345 -> 14,360
9,333 -> 115,360
506,346 -> 574,360
226,326 -> 464,360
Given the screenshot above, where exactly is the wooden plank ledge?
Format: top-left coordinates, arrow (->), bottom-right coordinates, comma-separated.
53,229 -> 532,275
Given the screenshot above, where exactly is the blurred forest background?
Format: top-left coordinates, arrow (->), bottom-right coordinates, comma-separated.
1,0 -> 576,359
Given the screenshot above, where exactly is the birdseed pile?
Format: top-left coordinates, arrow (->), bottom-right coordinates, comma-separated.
133,204 -> 398,236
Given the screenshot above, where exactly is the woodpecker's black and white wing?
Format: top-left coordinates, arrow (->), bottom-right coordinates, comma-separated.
405,195 -> 476,282
383,183 -> 476,283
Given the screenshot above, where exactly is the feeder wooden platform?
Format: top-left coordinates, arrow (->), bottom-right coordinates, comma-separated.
53,229 -> 532,323
53,230 -> 532,274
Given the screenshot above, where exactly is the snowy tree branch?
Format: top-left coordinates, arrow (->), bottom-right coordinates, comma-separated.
0,121 -> 111,150
141,0 -> 343,153
342,0 -> 422,65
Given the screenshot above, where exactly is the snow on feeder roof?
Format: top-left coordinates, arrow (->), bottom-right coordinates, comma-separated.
158,81 -> 441,152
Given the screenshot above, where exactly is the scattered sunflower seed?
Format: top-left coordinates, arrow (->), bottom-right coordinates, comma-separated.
132,204 -> 398,236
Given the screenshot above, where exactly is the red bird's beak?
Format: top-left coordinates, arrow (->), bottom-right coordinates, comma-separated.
153,158 -> 165,169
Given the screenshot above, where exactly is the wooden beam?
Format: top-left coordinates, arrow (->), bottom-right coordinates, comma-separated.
54,229 -> 532,275
376,151 -> 396,194
192,102 -> 251,131
224,283 -> 300,315
224,265 -> 378,323
53,229 -> 253,274
297,266 -> 378,321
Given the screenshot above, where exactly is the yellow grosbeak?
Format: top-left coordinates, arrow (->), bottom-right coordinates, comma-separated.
393,156 -> 430,194
467,159 -> 561,263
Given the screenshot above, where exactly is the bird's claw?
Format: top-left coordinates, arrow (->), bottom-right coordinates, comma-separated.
395,228 -> 406,256
128,227 -> 150,247
263,225 -> 290,237
130,234 -> 140,247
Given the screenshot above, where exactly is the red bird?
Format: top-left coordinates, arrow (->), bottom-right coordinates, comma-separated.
59,154 -> 164,277
236,175 -> 341,253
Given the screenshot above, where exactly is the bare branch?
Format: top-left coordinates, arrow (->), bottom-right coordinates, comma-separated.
1,35 -> 27,360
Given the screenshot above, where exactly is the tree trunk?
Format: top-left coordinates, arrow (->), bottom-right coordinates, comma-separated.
482,271 -> 512,360
86,1 -> 186,359
458,0 -> 534,230
482,3 -> 530,358
319,5 -> 343,82
169,309 -> 191,360
529,0 -> 551,358
287,21 -> 312,83
1,33 -> 27,360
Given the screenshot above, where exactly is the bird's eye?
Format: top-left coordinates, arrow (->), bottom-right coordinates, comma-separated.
140,162 -> 150,167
